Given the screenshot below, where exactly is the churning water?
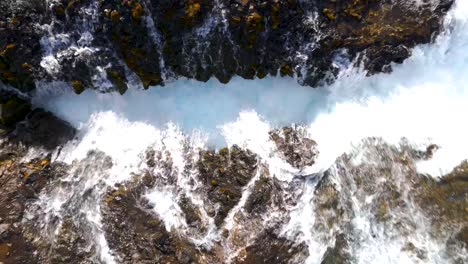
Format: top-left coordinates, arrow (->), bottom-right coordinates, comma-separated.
25,0 -> 468,263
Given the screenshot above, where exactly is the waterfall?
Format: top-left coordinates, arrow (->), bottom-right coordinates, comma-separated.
0,0 -> 466,263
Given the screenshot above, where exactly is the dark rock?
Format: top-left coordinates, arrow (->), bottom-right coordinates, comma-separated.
101,175 -> 203,263
0,140 -> 70,263
178,194 -> 202,227
0,0 -> 454,92
269,126 -> 318,168
321,234 -> 351,264
8,108 -> 76,150
243,168 -> 281,215
197,145 -> 258,227
0,96 -> 31,127
415,160 -> 468,233
233,228 -> 308,264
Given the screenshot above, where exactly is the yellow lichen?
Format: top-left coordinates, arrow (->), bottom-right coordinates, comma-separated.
1,44 -> 16,56
110,10 -> 120,23
247,12 -> 263,25
231,16 -> 242,24
21,63 -> 32,70
322,8 -> 336,20
71,80 -> 85,94
186,2 -> 201,19
131,2 -> 144,22
1,71 -> 16,81
280,64 -> 293,77
271,3 -> 280,29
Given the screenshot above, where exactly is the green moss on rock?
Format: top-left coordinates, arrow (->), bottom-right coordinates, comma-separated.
0,97 -> 31,127
71,80 -> 85,94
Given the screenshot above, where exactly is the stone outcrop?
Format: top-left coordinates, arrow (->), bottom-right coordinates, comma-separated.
0,0 -> 454,93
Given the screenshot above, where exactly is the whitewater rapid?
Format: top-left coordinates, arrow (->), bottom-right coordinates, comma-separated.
23,0 -> 468,263
34,0 -> 468,177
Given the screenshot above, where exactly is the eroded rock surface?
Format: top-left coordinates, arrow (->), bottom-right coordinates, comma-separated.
0,0 -> 454,93
270,126 -> 318,168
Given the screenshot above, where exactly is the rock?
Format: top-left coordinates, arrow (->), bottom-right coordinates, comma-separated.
415,160 -> 468,232
178,194 -> 202,227
0,0 -> 454,93
269,126 -> 318,168
0,96 -> 31,127
243,168 -> 278,215
197,145 -> 258,226
0,224 -> 9,236
321,234 -> 351,264
233,228 -> 308,264
101,175 -> 202,263
8,108 -> 76,150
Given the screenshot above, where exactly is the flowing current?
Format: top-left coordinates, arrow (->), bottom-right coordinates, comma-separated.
22,0 -> 468,263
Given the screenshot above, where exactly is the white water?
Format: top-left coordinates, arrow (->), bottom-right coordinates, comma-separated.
24,0 -> 468,263
36,0 -> 468,176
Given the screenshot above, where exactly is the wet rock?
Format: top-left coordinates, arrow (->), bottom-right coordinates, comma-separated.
0,101 -> 79,263
269,127 -> 318,168
243,167 -> 283,215
8,108 -> 76,150
49,217 -> 95,263
0,147 -> 68,263
233,228 -> 308,264
178,194 -> 202,227
197,145 -> 258,226
321,234 -> 351,264
0,224 -> 9,238
0,96 -> 31,127
102,175 -> 204,263
0,0 -> 454,92
415,160 -> 468,234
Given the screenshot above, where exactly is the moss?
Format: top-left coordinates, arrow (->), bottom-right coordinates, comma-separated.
271,3 -> 281,29
247,12 -> 263,32
280,64 -> 293,77
1,44 -> 16,56
10,17 -> 19,26
0,243 -> 10,259
131,2 -> 144,22
139,72 -> 161,89
110,10 -> 120,23
21,63 -> 32,70
66,0 -> 79,10
416,161 -> 468,227
211,179 -> 217,187
0,58 -> 7,70
71,80 -> 85,94
231,16 -> 241,24
376,200 -> 389,222
106,70 -> 128,95
52,5 -> 65,17
256,68 -> 267,79
104,186 -> 126,204
186,2 -> 201,19
219,147 -> 229,156
0,97 -> 31,127
1,71 -> 16,81
322,8 -> 336,21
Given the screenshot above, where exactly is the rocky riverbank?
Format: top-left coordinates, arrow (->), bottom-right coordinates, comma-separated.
0,0 -> 454,93
0,93 -> 465,263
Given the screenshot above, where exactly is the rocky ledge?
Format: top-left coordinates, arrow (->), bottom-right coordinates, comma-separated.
0,0 -> 454,93
0,94 -> 465,263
